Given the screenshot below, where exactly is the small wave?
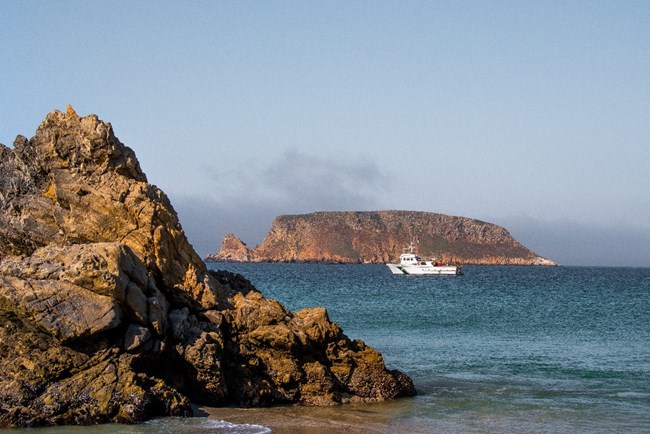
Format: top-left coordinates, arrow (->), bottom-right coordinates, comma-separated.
207,419 -> 271,434
143,417 -> 271,433
616,391 -> 650,399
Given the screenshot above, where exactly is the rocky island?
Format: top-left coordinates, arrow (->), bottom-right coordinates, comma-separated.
0,107 -> 415,427
206,211 -> 556,265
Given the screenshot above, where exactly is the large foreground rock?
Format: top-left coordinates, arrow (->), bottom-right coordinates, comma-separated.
0,107 -> 415,427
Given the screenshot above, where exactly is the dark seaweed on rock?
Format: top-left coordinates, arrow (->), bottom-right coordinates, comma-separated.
0,107 -> 415,427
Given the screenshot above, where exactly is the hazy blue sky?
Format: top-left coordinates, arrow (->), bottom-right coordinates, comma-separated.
2,1 -> 649,266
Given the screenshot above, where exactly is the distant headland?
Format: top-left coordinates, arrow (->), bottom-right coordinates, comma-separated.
205,211 -> 556,266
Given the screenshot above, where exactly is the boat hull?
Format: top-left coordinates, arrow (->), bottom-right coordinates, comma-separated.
387,263 -> 462,276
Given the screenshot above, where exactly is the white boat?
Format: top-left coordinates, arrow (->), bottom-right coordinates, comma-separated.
387,242 -> 462,276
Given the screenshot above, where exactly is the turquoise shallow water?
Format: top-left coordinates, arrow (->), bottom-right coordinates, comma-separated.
6,264 -> 649,433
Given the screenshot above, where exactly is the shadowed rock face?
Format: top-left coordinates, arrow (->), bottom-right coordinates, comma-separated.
207,212 -> 556,265
0,108 -> 415,427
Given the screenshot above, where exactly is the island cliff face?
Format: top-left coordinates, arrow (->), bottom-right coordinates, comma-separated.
0,108 -> 415,427
206,211 -> 556,265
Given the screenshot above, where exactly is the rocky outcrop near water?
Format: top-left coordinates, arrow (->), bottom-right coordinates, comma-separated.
0,107 -> 415,427
205,234 -> 254,262
207,211 -> 555,265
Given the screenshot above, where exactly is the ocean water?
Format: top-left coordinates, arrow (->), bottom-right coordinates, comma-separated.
6,265 -> 649,433
205,264 -> 650,433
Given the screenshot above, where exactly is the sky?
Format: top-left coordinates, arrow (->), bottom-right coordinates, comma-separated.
1,1 -> 649,266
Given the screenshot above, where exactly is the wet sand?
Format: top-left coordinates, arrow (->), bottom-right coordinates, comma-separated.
197,399 -> 428,434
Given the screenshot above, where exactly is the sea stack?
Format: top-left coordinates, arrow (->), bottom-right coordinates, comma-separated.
0,108 -> 415,427
205,234 -> 254,262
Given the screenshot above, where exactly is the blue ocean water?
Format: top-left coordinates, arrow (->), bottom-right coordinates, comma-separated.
206,264 -> 650,433
6,265 -> 649,433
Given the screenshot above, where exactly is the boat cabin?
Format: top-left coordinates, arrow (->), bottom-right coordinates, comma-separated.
400,253 -> 422,265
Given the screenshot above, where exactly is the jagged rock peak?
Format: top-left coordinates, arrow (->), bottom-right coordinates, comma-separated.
31,105 -> 145,182
0,106 -> 222,309
0,109 -> 415,427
